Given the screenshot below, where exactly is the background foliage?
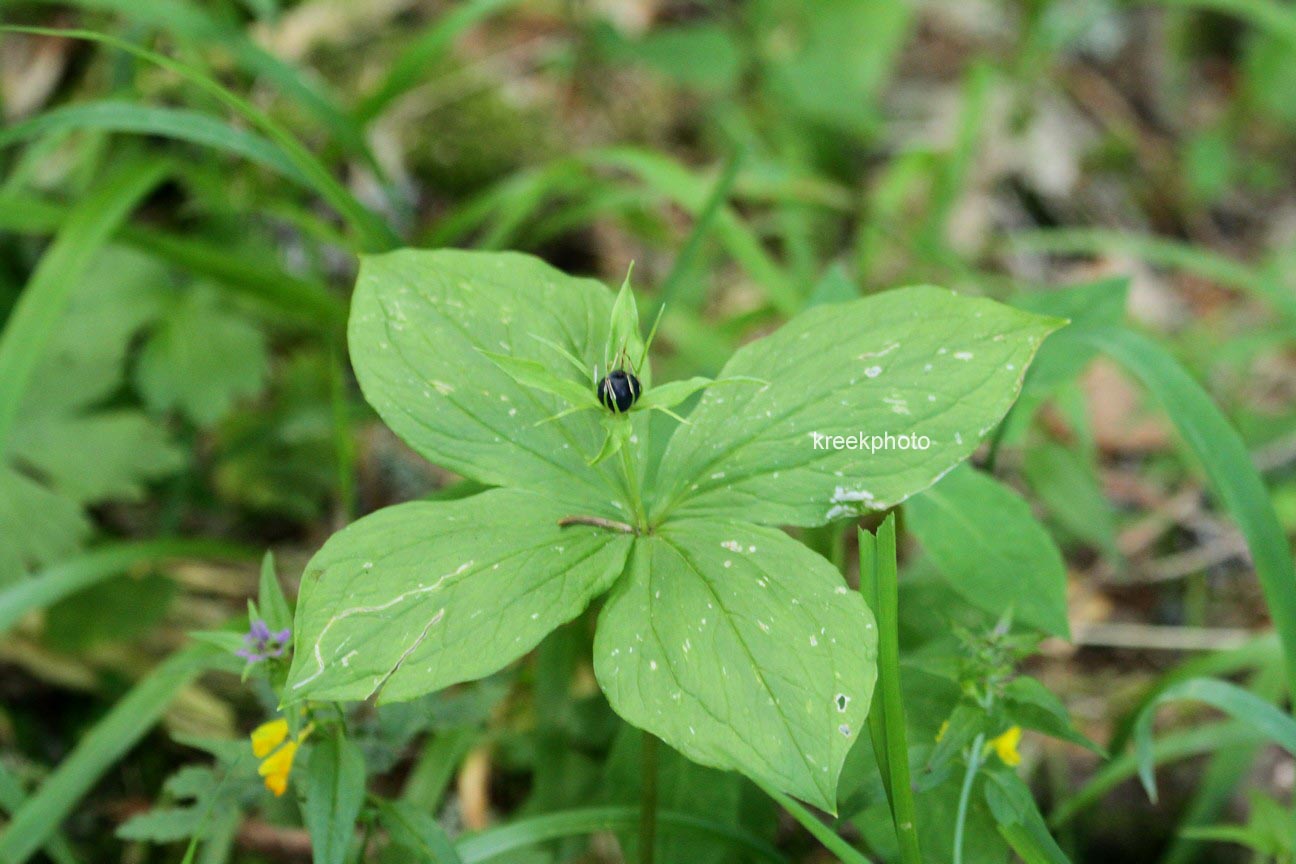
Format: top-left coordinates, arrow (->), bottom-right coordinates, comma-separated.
0,0 -> 1294,862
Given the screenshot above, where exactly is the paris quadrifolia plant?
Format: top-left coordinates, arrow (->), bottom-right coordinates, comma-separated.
282,248 -> 1063,813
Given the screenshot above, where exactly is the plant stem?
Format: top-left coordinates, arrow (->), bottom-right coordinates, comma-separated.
639,731 -> 659,864
618,431 -> 648,532
953,733 -> 986,864
859,518 -> 922,864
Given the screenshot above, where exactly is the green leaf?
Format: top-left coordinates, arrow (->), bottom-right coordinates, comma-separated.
0,469 -> 89,583
0,160 -> 166,453
651,286 -> 1062,527
135,288 -> 269,425
116,806 -> 203,843
303,733 -> 366,864
12,411 -> 183,501
349,249 -> 641,513
476,350 -> 598,412
378,799 -> 464,864
1022,440 -> 1118,558
285,489 -> 632,703
258,552 -> 293,634
1002,677 -> 1102,755
592,518 -> 877,813
905,465 -> 1070,637
984,770 -> 1072,864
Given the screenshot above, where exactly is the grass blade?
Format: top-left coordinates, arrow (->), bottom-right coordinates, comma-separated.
859,516 -> 922,864
0,539 -> 250,637
756,784 -> 873,864
2,26 -> 400,253
1132,678 -> 1296,802
355,0 -> 521,122
0,159 -> 166,454
1011,229 -> 1296,326
0,645 -> 231,864
1084,326 -> 1296,698
0,101 -> 308,183
454,805 -> 785,863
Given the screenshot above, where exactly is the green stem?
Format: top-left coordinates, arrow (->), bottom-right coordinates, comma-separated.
618,430 -> 647,532
639,732 -> 659,864
953,733 -> 986,864
859,518 -> 922,864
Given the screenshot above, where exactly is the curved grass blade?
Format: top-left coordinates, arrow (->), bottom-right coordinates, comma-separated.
31,0 -> 381,173
2,26 -> 399,253
1050,721 -> 1263,827
0,101 -> 308,183
355,0 -> 521,122
0,193 -> 344,332
1133,678 -> 1296,802
757,784 -> 873,864
1084,326 -> 1296,698
454,805 -> 786,864
0,159 -> 166,453
0,539 -> 250,638
0,645 -> 234,864
1011,229 -> 1296,326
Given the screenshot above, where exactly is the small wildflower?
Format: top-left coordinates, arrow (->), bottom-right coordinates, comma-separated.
250,719 -> 311,797
250,718 -> 289,758
986,725 -> 1022,766
236,619 -> 291,663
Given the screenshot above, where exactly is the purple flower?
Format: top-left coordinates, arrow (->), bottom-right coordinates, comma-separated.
237,619 -> 292,663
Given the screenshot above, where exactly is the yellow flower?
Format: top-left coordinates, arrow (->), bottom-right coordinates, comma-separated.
987,725 -> 1022,766
250,718 -> 289,758
258,740 -> 298,797
250,719 -> 312,796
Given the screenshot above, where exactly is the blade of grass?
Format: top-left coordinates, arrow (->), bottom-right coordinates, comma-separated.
652,148 -> 745,320
1050,721 -> 1263,827
0,539 -> 251,637
1010,229 -> 1296,326
0,645 -> 234,864
1157,665 -> 1284,864
453,806 -> 785,864
2,26 -> 400,253
1132,678 -> 1296,802
32,0 -> 382,174
858,516 -> 922,864
0,192 -> 345,331
756,784 -> 872,864
0,101 -> 309,183
400,727 -> 478,813
0,762 -> 79,864
1084,326 -> 1296,699
583,148 -> 801,315
0,159 -> 166,454
355,0 -> 521,122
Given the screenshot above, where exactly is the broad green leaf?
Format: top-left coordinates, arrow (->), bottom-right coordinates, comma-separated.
652,286 -> 1062,527
303,734 -> 366,864
286,489 -> 632,703
350,249 -> 644,513
0,469 -> 88,583
11,411 -> 183,501
1023,440 -> 1118,558
592,518 -> 877,812
906,465 -> 1069,637
136,288 -> 269,425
